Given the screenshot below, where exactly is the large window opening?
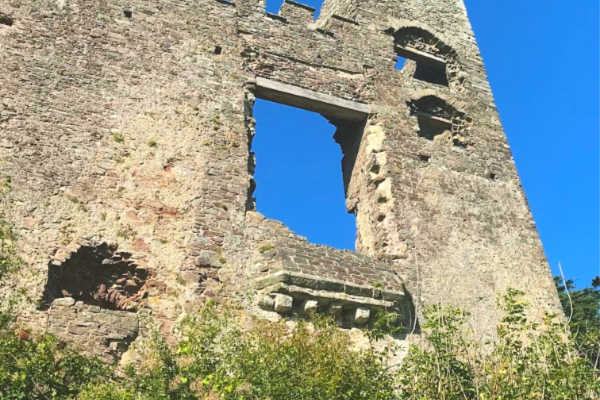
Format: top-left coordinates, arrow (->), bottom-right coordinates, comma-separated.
252,98 -> 356,250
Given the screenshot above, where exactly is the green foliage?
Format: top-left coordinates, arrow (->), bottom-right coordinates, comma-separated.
0,331 -> 109,400
79,303 -> 396,400
112,132 -> 125,143
555,276 -> 600,368
1,291 -> 598,400
397,306 -> 476,399
0,281 -> 109,399
370,309 -> 406,340
77,384 -> 138,400
0,174 -> 16,280
0,297 -> 17,332
0,176 -> 10,193
206,315 -> 395,400
258,244 -> 274,253
477,289 -> 598,399
397,289 -> 600,400
0,221 -> 19,279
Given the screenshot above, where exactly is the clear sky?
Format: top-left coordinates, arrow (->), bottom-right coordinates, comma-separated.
255,0 -> 599,288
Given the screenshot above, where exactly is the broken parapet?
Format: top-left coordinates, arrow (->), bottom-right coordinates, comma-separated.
255,270 -> 409,329
279,0 -> 316,25
248,222 -> 412,329
237,0 -> 371,95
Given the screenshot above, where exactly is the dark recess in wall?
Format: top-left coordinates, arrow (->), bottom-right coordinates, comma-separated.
40,243 -> 149,311
414,62 -> 448,86
417,114 -> 452,140
0,12 -> 14,26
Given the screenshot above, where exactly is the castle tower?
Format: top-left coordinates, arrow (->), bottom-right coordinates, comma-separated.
0,0 -> 560,360
312,0 -> 563,337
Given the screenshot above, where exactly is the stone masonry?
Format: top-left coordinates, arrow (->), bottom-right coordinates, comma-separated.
0,0 -> 560,361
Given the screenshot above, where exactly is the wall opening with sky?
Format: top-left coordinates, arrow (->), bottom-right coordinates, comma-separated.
252,99 -> 356,250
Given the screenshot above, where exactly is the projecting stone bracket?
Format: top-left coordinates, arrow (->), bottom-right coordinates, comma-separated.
255,271 -> 409,329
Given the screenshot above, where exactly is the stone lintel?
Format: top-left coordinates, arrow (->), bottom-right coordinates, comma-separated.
415,111 -> 452,125
254,77 -> 370,121
396,46 -> 446,65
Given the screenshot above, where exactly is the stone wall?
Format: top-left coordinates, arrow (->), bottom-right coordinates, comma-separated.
0,0 -> 560,360
47,297 -> 139,362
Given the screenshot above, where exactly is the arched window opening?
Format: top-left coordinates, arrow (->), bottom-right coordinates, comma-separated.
394,27 -> 457,86
416,113 -> 452,141
40,242 -> 149,311
408,96 -> 472,147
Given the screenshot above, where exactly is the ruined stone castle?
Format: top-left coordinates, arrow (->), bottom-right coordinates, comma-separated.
0,0 -> 561,362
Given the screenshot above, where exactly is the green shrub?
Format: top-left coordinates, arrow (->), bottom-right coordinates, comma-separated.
1,290 -> 598,400
0,221 -> 19,279
555,276 -> 600,369
83,303 -> 396,400
397,289 -> 600,400
202,315 -> 395,400
396,305 -> 476,399
0,332 -> 108,400
77,384 -> 139,400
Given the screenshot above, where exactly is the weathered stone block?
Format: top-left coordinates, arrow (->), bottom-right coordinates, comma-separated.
51,297 -> 75,307
274,294 -> 294,313
258,295 -> 275,311
195,250 -> 223,269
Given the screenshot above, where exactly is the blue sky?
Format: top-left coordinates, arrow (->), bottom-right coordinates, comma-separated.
255,0 -> 599,288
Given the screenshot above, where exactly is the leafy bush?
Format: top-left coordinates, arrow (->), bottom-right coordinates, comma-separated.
0,291 -> 598,399
0,331 -> 108,400
0,221 -> 19,279
555,276 -> 600,368
397,289 -> 599,400
79,303 -> 396,400
0,283 -> 108,399
396,306 -> 476,399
